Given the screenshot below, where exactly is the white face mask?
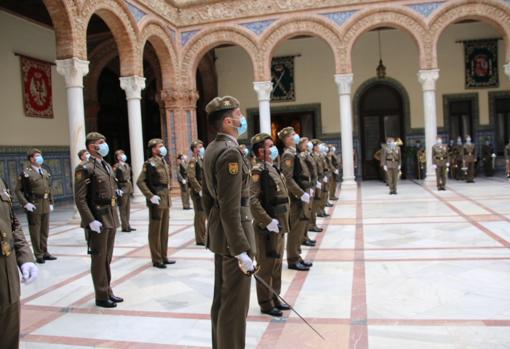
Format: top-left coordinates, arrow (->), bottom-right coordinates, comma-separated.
437,139 -> 442,145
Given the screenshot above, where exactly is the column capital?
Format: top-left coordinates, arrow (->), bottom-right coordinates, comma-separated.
334,74 -> 353,95
253,81 -> 273,101
56,58 -> 89,88
504,63 -> 510,80
120,76 -> 146,100
417,69 -> 440,91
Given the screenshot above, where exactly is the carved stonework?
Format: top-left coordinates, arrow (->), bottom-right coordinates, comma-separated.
160,88 -> 200,109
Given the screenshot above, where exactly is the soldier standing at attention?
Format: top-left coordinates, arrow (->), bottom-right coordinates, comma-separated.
137,139 -> 175,269
432,137 -> 449,191
201,96 -> 256,349
481,139 -> 496,177
187,140 -> 207,246
505,140 -> 510,179
309,139 -> 324,233
278,127 -> 313,271
382,137 -> 401,195
463,136 -> 476,183
327,145 -> 340,201
299,138 -> 316,247
249,133 -> 291,317
74,132 -> 122,308
0,176 -> 38,349
15,148 -> 56,264
448,140 -> 458,180
113,150 -> 135,232
176,154 -> 192,210
455,137 -> 464,180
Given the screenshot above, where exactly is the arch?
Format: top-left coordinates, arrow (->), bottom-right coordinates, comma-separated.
260,16 -> 341,79
429,0 -> 510,67
180,26 -> 260,89
42,0 -> 79,59
79,0 -> 141,76
139,18 -> 178,90
341,7 -> 430,72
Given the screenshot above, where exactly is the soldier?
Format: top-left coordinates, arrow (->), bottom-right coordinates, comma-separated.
374,145 -> 386,183
113,150 -> 135,232
249,133 -> 291,317
298,138 -> 316,247
505,140 -> 510,178
481,139 -> 496,177
448,140 -> 459,180
309,139 -> 324,234
463,136 -> 476,183
327,145 -> 340,201
187,140 -> 207,246
321,143 -> 333,210
136,139 -> 175,269
0,176 -> 38,349
74,132 -> 122,308
176,154 -> 192,210
432,137 -> 449,191
278,127 -> 313,271
78,149 -> 90,162
455,137 -> 464,180
201,96 -> 256,349
382,137 -> 401,195
15,148 -> 56,264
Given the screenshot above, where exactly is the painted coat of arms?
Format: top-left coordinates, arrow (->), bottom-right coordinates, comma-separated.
271,55 -> 295,102
464,39 -> 499,88
19,55 -> 53,118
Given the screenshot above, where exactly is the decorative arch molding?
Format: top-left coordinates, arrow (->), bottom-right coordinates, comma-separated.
78,0 -> 141,76
260,15 -> 342,79
341,7 -> 430,72
180,26 -> 260,89
429,0 -> 510,67
42,0 -> 79,59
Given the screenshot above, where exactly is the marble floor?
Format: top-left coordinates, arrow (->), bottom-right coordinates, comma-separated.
17,177 -> 510,348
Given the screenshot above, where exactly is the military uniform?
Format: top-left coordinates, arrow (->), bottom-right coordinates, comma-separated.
463,142 -> 476,183
382,144 -> 401,194
432,143 -> 449,190
15,149 -> 54,262
176,157 -> 191,209
0,177 -> 34,349
113,156 -> 133,232
309,142 -> 323,232
320,151 -> 331,212
201,96 -> 256,349
187,141 -> 207,246
327,147 -> 340,200
505,142 -> 510,178
448,145 -> 459,179
249,133 -> 290,315
455,142 -> 465,180
136,139 -> 172,267
481,143 -> 495,177
75,133 -> 121,305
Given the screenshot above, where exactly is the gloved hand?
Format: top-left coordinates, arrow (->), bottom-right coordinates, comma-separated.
24,203 -> 36,212
199,191 -> 203,197
266,219 -> 280,233
20,262 -> 38,284
182,179 -> 187,184
492,153 -> 496,158
300,192 -> 310,204
309,189 -> 314,197
50,204 -> 54,212
89,220 -> 103,233
316,182 -> 321,189
398,166 -> 401,170
334,169 -> 339,175
324,176 -> 328,183
383,166 -> 388,172
236,252 -> 254,273
446,163 -> 450,167
116,189 -> 124,197
433,164 -> 437,169
150,195 -> 161,205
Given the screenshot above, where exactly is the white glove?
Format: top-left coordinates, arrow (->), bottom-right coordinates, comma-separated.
383,166 -> 388,171
324,176 -> 328,183
334,169 -> 339,175
199,191 -> 203,197
89,220 -> 103,233
446,163 -> 450,167
309,189 -> 314,197
433,164 -> 437,169
492,153 -> 496,158
150,195 -> 161,205
24,203 -> 36,212
398,166 -> 401,170
236,252 -> 254,273
182,179 -> 187,184
300,192 -> 310,204
50,204 -> 54,212
20,262 -> 38,284
316,182 -> 322,189
116,189 -> 124,197
266,219 -> 280,233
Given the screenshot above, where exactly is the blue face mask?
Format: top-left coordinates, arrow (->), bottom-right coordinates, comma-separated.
199,147 -> 205,158
292,134 -> 300,145
98,143 -> 109,157
270,146 -> 279,161
307,142 -> 313,152
237,116 -> 248,136
159,146 -> 168,157
120,154 -> 127,162
243,148 -> 249,156
35,155 -> 44,165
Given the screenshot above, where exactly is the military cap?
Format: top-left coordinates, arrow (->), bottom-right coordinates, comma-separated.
27,148 -> 42,159
190,140 -> 204,151
311,139 -> 322,146
114,149 -> 125,158
250,133 -> 271,147
147,138 -> 164,148
205,96 -> 240,114
86,132 -> 106,142
277,126 -> 294,141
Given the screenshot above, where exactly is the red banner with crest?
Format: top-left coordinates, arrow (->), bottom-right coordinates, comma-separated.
19,55 -> 53,118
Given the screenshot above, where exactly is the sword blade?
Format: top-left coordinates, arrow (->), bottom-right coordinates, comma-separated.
253,274 -> 325,340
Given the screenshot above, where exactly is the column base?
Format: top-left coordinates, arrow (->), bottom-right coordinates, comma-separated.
341,178 -> 357,187
424,173 -> 437,184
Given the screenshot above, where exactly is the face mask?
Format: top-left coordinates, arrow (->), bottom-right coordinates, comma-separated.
35,155 -> 44,165
199,147 -> 205,158
159,146 -> 168,157
390,142 -> 396,149
292,134 -> 300,145
98,143 -> 109,157
437,139 -> 442,145
332,147 -> 336,153
321,144 -> 328,154
235,116 -> 247,136
120,154 -> 127,162
466,138 -> 471,144
182,155 -> 188,161
307,142 -> 313,152
242,148 -> 249,156
270,146 -> 279,160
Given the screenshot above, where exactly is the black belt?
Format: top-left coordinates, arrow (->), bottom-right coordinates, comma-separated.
32,193 -> 49,199
272,197 -> 289,205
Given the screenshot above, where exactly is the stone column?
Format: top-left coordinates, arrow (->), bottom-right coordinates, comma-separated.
504,63 -> 510,82
334,74 -> 356,185
418,69 -> 440,183
56,58 -> 89,188
253,81 -> 273,134
120,76 -> 146,197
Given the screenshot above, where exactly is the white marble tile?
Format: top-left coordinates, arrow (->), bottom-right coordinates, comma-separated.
331,205 -> 356,219
320,225 -> 356,249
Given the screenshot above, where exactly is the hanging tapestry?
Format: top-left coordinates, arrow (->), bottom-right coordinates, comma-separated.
19,54 -> 53,118
464,38 -> 499,88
